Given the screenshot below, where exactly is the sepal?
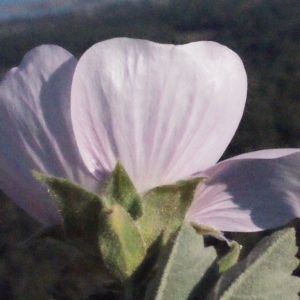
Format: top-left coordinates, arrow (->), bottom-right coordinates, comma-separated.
98,204 -> 146,281
137,177 -> 206,248
218,240 -> 240,273
34,171 -> 106,255
34,172 -> 147,281
103,161 -> 143,220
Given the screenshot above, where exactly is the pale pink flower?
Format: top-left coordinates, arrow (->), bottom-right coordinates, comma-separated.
1,38 -> 300,232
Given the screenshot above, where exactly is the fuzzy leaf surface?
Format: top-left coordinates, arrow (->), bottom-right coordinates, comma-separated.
208,228 -> 300,300
36,173 -> 146,281
138,178 -> 205,248
104,161 -> 143,220
145,223 -> 217,300
98,204 -> 146,281
35,172 -> 105,255
218,241 -> 241,273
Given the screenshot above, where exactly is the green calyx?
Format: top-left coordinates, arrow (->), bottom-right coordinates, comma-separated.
34,164 -> 205,282
137,177 -> 206,248
33,171 -> 106,255
33,166 -> 300,299
34,170 -> 146,281
103,161 -> 143,220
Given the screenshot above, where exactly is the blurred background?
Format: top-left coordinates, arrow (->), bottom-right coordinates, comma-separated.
1,1 -> 300,298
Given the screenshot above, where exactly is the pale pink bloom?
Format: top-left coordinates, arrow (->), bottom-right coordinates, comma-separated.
1,38 -> 300,232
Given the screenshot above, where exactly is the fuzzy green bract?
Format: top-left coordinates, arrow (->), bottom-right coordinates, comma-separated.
208,228 -> 300,300
35,169 -> 146,281
104,161 -> 143,220
97,203 -> 146,281
137,177 -> 206,248
218,241 -> 241,273
34,165 -> 300,299
35,163 -> 205,282
34,171 -> 105,256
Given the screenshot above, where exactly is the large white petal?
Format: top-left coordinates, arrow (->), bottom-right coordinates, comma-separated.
71,38 -> 247,192
0,45 -> 99,225
186,150 -> 300,231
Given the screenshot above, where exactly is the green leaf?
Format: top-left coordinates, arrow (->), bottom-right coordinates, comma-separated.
145,222 -> 218,300
208,228 -> 300,300
34,172 -> 106,255
137,177 -> 205,248
218,241 -> 241,273
98,204 -> 146,281
104,161 -> 143,220
35,172 -> 147,281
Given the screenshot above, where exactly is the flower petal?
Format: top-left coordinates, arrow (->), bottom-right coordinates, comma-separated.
225,148 -> 300,160
71,38 -> 247,192
0,45 -> 98,224
186,150 -> 300,231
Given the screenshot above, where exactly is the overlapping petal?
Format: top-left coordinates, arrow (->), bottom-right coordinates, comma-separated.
186,150 -> 300,231
2,37 -> 300,236
224,148 -> 300,160
71,38 -> 247,193
0,45 -> 98,224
